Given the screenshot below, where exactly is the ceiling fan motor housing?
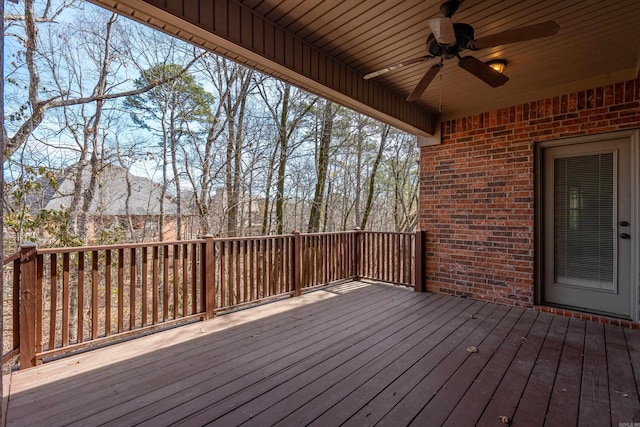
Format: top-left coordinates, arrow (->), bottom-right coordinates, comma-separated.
427,23 -> 475,58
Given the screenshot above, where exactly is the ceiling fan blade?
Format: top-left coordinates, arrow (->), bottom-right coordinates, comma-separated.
363,56 -> 433,80
471,21 -> 559,50
406,64 -> 442,102
428,17 -> 456,46
458,56 -> 509,87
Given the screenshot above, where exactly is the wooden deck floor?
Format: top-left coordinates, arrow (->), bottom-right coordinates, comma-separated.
5,282 -> 640,426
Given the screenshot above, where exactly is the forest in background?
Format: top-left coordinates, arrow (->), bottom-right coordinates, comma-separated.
3,0 -> 419,252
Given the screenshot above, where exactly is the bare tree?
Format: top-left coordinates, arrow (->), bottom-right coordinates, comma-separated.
258,82 -> 317,234
307,100 -> 334,232
360,124 -> 390,230
5,0 -> 205,159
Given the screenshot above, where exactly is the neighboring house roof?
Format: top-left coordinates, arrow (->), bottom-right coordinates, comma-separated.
31,164 -> 178,216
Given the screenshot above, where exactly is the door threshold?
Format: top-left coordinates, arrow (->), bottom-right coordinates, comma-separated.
534,305 -> 639,329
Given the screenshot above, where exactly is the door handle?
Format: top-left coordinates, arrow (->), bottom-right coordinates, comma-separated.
620,233 -> 631,239
620,221 -> 629,227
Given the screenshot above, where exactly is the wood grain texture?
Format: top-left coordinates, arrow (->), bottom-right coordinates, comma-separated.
6,282 -> 639,426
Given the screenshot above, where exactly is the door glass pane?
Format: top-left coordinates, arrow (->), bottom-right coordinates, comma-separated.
554,153 -> 614,291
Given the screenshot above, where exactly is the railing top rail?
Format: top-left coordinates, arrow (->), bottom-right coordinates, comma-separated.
213,234 -> 295,243
358,230 -> 415,236
3,251 -> 21,265
301,230 -> 358,237
35,239 -> 206,254
23,230 -> 417,255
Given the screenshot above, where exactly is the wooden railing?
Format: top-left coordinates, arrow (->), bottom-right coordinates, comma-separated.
2,229 -> 426,369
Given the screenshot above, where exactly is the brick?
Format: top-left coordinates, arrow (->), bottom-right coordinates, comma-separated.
421,77 -> 640,310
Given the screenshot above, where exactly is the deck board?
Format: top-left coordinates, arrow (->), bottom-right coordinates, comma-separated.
544,317 -> 586,426
511,315 -> 568,426
270,298 -> 481,427
606,325 -> 640,424
441,309 -> 538,426
406,307 -> 523,427
475,312 -> 554,426
377,304 -> 512,426
156,291 -> 442,426
245,296 -> 471,426
5,281 -> 640,427
579,322 -> 611,427
75,284 -> 421,426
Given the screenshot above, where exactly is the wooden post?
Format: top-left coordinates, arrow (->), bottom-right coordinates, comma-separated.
353,228 -> 361,281
291,231 -> 301,296
12,258 -> 20,354
201,235 -> 216,319
414,229 -> 427,292
19,243 -> 38,369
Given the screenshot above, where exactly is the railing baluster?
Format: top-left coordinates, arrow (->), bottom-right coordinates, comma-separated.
105,250 -> 111,337
141,247 -> 148,326
275,238 -> 278,296
173,244 -> 179,319
62,253 -> 70,347
153,246 -> 159,324
220,241 -> 226,308
191,243 -> 197,315
260,240 -> 266,298
248,240 -> 254,301
117,249 -> 124,334
77,252 -> 84,343
130,247 -> 137,330
163,245 -> 169,322
183,243 -> 188,317
48,254 -> 57,351
234,241 -> 240,305
92,251 -> 99,340
384,233 -> 389,282
242,241 -> 248,303
266,238 -> 272,297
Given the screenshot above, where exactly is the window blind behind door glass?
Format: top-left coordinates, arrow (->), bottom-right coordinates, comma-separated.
553,153 -> 614,291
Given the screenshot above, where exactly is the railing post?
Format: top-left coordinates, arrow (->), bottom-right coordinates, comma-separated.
353,228 -> 361,281
19,243 -> 38,369
200,234 -> 216,319
12,258 -> 21,355
291,231 -> 301,296
414,229 -> 427,292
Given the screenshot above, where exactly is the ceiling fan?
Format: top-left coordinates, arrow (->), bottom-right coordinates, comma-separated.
363,0 -> 560,102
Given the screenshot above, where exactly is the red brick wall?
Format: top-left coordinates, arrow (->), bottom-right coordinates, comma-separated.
419,77 -> 640,307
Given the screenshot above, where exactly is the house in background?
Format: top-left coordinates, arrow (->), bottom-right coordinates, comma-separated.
88,0 -> 640,324
29,164 -> 183,243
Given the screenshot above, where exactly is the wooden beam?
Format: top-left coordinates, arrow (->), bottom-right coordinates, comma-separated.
89,0 -> 438,136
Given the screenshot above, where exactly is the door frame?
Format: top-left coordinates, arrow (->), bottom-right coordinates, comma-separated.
535,129 -> 640,321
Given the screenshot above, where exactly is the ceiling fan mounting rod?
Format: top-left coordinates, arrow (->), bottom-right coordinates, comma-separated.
440,0 -> 461,17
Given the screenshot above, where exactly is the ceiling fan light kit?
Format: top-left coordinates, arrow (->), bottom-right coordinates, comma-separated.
486,59 -> 508,74
363,0 -> 560,102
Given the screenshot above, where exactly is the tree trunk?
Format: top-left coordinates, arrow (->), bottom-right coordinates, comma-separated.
170,108 -> 182,240
307,100 -> 333,232
274,84 -> 291,235
261,145 -> 277,235
361,124 -> 389,229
